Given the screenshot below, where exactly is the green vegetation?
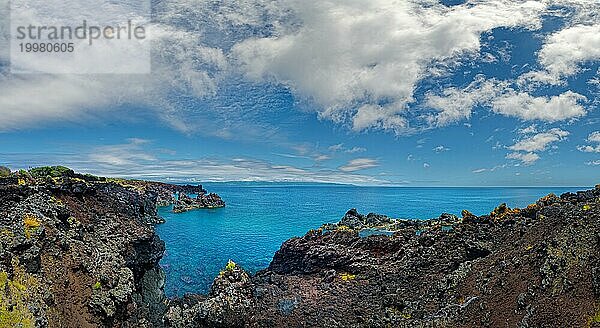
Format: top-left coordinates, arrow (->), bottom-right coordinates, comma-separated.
28,166 -> 74,178
225,260 -> 237,272
23,214 -> 41,239
0,166 -> 10,178
93,281 -> 102,290
0,260 -> 37,328
219,260 -> 238,276
588,307 -> 600,327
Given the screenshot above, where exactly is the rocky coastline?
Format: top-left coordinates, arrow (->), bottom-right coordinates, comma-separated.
0,166 -> 598,327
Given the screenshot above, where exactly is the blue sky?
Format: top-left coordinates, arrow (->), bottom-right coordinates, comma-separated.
0,0 -> 599,186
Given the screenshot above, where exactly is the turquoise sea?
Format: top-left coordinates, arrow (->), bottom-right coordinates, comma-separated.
156,183 -> 583,297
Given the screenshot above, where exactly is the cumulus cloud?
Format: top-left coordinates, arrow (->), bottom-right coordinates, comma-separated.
508,128 -> 569,152
338,158 -> 379,172
577,131 -> 600,153
490,91 -> 587,122
588,132 -> 600,143
506,128 -> 569,165
0,0 -> 229,132
0,0 -> 596,141
518,124 -> 538,135
233,0 -> 546,133
425,76 -> 502,126
425,77 -> 586,125
425,76 -> 587,126
506,152 -> 540,165
519,24 -> 600,85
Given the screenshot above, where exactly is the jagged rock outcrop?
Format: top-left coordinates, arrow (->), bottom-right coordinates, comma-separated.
103,180 -> 207,208
165,260 -> 255,327
172,192 -> 225,213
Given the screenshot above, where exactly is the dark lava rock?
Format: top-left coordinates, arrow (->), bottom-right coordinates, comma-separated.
173,192 -> 225,213
0,174 -> 168,327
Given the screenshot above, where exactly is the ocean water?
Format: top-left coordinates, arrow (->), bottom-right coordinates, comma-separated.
156,183 -> 582,297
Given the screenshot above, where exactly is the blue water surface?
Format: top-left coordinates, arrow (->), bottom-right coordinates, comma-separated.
156,183 -> 582,297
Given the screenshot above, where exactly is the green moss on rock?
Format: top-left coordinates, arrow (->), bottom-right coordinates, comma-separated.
0,166 -> 10,178
28,166 -> 74,178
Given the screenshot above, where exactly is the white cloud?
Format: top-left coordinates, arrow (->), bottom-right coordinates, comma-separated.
508,128 -> 569,152
314,154 -> 332,162
518,124 -> 538,135
0,0 -> 229,132
423,163 -> 430,169
506,128 -> 568,165
328,144 -> 367,154
506,152 -> 540,165
588,131 -> 600,143
577,131 -> 600,153
328,144 -> 344,152
472,163 -> 508,173
490,91 -> 587,122
426,78 -> 586,125
433,145 -> 451,153
233,0 -> 547,133
338,158 -> 379,172
0,0 -> 596,140
519,24 -> 600,85
347,147 -> 367,154
586,160 -> 600,166
425,76 -> 501,126
88,139 -> 157,166
2,141 -> 388,185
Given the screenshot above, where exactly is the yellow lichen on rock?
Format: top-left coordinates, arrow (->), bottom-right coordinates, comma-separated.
23,214 -> 41,239
225,259 -> 236,272
340,273 -> 356,281
0,260 -> 38,328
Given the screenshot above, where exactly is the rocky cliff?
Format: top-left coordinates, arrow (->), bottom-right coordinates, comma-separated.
0,167 -> 211,327
0,170 -> 168,327
1,167 -> 599,327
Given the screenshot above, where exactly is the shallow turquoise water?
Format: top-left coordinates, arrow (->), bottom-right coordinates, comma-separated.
156,183 -> 582,297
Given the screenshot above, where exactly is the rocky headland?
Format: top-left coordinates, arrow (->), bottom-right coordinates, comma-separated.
0,166 -> 599,327
172,192 -> 225,214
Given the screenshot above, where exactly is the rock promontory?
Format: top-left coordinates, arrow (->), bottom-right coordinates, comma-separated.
172,192 -> 225,213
